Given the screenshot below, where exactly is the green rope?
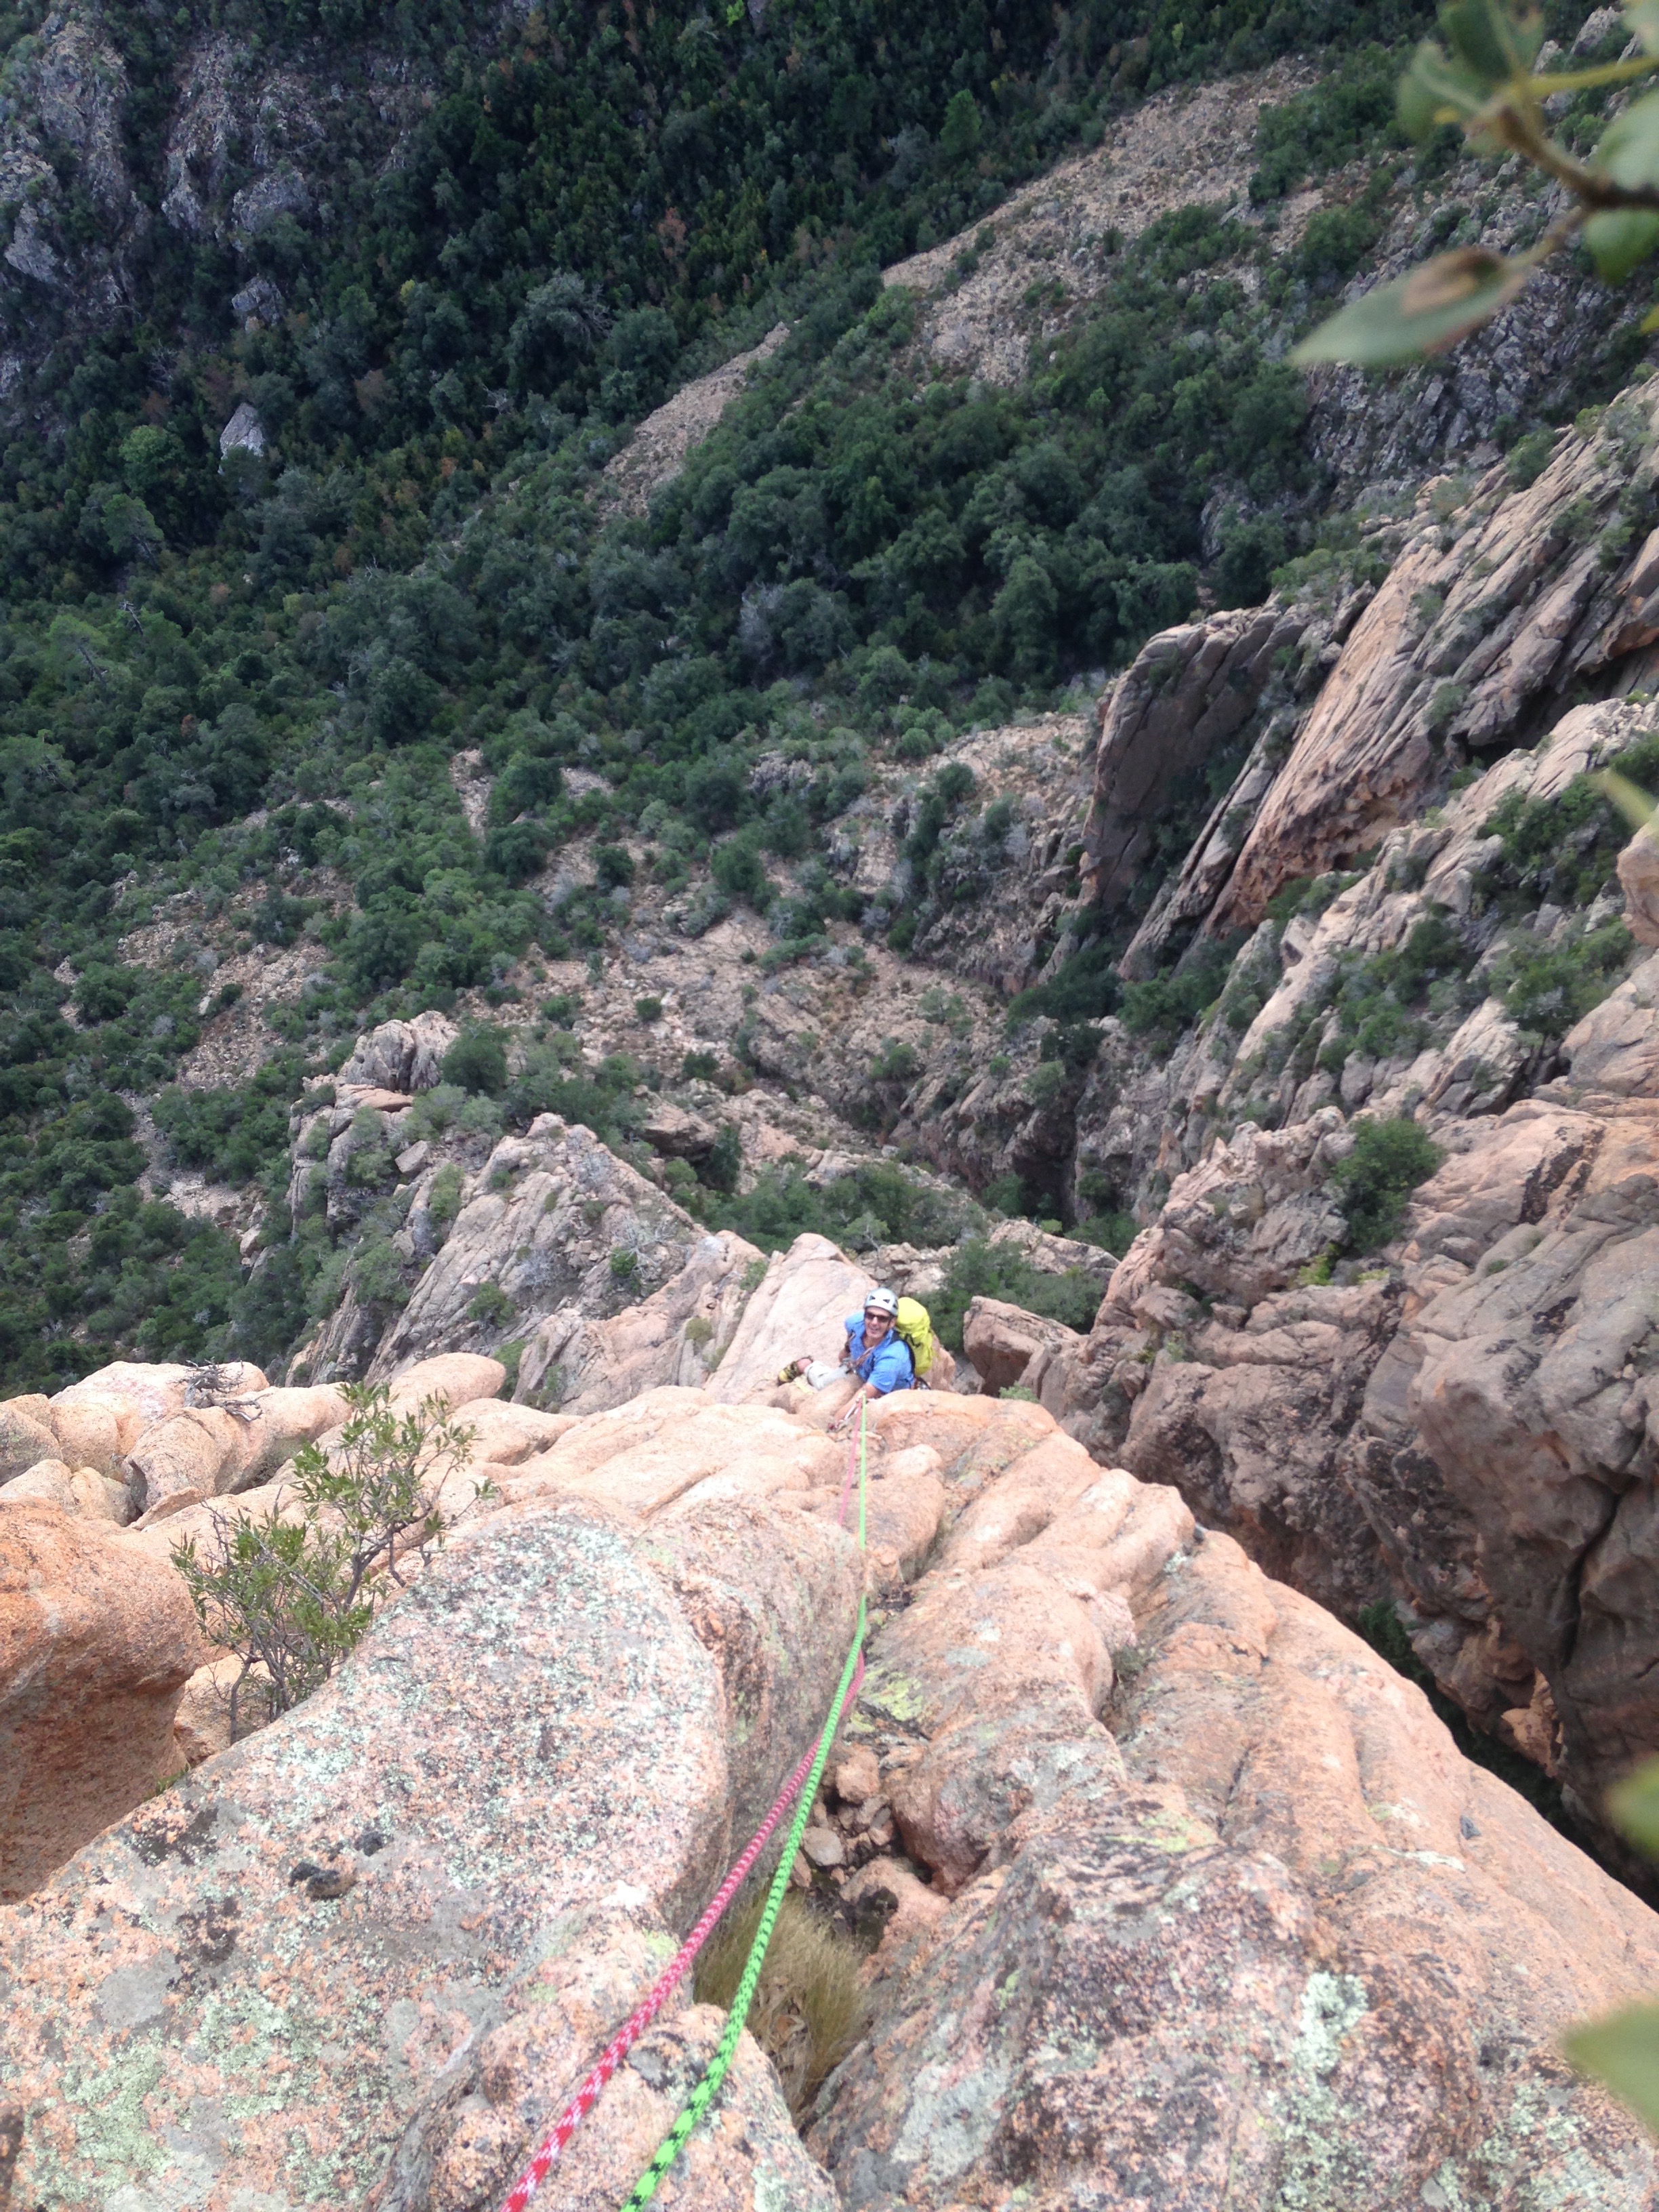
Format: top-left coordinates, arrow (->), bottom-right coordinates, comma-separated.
621,1404 -> 868,2209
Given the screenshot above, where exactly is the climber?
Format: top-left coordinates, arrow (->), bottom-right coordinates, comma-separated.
828,1286 -> 914,1430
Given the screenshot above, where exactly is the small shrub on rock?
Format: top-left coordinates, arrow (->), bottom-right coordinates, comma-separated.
933,1235 -> 1102,1351
1331,1116 -> 1442,1252
467,1280 -> 516,1326
427,1161 -> 465,1236
172,1385 -> 480,1737
441,1027 -> 510,1096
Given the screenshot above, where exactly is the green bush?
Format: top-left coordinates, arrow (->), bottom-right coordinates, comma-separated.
1489,920 -> 1631,1038
930,1237 -> 1103,1354
466,1281 -> 516,1326
441,1028 -> 510,1097
152,1052 -> 308,1186
701,1158 -> 979,1256
171,1385 -> 480,1734
1120,941 -> 1231,1048
1330,1117 -> 1443,1252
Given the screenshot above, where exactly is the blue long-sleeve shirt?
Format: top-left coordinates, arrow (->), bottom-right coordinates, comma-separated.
843,1315 -> 914,1394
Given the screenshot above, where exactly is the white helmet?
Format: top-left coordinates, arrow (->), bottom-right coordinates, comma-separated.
864,1287 -> 899,1318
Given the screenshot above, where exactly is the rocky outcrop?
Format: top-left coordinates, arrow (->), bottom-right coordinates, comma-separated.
0,1469 -> 861,2207
1073,386 -> 1659,962
514,1227 -> 763,1414
1,1502 -> 201,1900
960,1294 -> 1085,1397
7,1380 -> 1655,2206
1038,1075 -> 1659,1828
0,1359 -> 488,1530
1084,602 -> 1308,916
705,1231 -> 872,1401
818,1445 -> 1659,2208
363,1118 -> 750,1394
1347,1101 -> 1659,1812
337,1011 -> 458,1097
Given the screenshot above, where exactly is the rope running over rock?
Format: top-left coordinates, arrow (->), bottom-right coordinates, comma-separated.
493,1401 -> 870,2211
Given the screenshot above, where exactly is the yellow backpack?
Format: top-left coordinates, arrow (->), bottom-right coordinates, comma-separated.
893,1296 -> 935,1380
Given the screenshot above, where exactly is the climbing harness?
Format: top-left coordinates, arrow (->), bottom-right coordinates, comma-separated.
493,1405 -> 870,2211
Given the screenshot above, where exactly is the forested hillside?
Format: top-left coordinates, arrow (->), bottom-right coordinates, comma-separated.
0,0 -> 1645,1393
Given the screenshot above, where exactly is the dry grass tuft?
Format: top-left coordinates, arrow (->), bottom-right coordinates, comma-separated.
693,1890 -> 870,2125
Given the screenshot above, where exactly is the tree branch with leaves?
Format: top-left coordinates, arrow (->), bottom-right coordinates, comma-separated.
172,1384 -> 490,1740
1294,0 -> 1659,366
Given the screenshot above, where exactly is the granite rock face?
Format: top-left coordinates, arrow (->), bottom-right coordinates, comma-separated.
1083,602 -> 1308,918
703,1231 -> 873,1402
5,1385 -> 1659,2207
814,1400 -> 1659,2212
514,1227 -> 763,1416
0,1483 -> 861,2209
363,1118 -> 735,1389
1038,1086 -> 1659,1823
0,1501 -> 201,1900
336,1012 -> 459,1097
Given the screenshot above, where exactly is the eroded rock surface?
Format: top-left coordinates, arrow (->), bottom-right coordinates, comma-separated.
5,1382 -> 1658,2207
814,1399 -> 1659,2212
1,1502 -> 201,1900
0,1475 -> 860,2207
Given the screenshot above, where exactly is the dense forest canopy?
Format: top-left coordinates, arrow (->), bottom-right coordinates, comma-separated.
1,0 -> 1639,1393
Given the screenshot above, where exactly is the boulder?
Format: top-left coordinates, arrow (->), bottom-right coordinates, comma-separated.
705,1231 -> 873,1401
501,1387 -> 842,1519
987,1215 -> 1117,1277
68,1466 -> 127,1523
0,1459 -> 77,1512
335,1010 -> 457,1095
238,1381 -> 351,1483
636,1097 -> 720,1162
0,1401 -> 57,1483
126,1404 -> 255,1516
171,1652 -> 262,1766
122,1469 -> 295,1566
385,1351 -> 507,1412
962,1295 -> 1084,1395
1,1502 -> 201,1900
51,1359 -> 267,1455
444,1398 -> 575,1465
0,1491 -> 860,2207
45,1394 -> 121,1478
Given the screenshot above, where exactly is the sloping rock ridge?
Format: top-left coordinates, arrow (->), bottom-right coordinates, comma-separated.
3,1382 -> 1656,2207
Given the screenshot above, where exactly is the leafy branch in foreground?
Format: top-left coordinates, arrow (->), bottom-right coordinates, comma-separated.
171,1384 -> 485,1738
1294,0 -> 1659,367
1565,1760 -> 1659,2125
